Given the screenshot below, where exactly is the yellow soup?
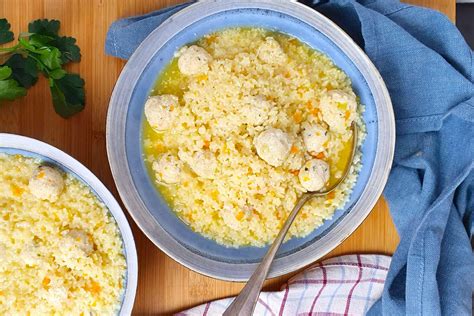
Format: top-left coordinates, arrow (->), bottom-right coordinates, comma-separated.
142,27 -> 364,247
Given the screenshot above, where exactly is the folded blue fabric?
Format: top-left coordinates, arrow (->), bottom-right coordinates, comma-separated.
105,1 -> 474,314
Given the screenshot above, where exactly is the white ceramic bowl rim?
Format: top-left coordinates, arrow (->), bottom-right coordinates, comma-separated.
0,133 -> 138,315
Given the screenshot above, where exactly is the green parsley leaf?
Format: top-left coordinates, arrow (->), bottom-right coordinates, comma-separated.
0,19 -> 14,44
51,36 -> 81,63
38,47 -> 62,70
48,68 -> 66,80
18,37 -> 37,52
0,66 -> 27,100
1,18 -> 84,117
0,65 -> 12,80
0,79 -> 27,100
28,34 -> 55,47
28,19 -> 60,37
3,54 -> 39,88
50,73 -> 85,118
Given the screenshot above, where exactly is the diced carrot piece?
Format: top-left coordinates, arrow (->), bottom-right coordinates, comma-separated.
197,74 -> 208,82
315,152 -> 325,159
311,108 -> 320,116
88,281 -> 101,294
42,276 -> 50,287
293,111 -> 302,123
290,145 -> 299,154
345,111 -> 351,120
11,184 -> 23,196
275,212 -> 281,220
266,95 -> 275,102
185,213 -> 193,222
37,171 -> 45,179
290,169 -> 299,176
203,140 -> 210,149
235,211 -> 245,221
327,191 -> 336,200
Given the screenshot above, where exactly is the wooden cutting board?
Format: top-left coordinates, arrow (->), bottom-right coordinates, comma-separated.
0,0 -> 454,314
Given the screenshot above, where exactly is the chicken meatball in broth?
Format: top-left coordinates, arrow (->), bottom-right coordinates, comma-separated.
320,90 -> 357,133
254,128 -> 292,167
302,121 -> 328,154
178,45 -> 212,75
28,166 -> 64,202
144,94 -> 179,132
299,159 -> 330,192
152,153 -> 183,184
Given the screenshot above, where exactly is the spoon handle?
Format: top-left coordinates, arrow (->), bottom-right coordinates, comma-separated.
223,193 -> 313,316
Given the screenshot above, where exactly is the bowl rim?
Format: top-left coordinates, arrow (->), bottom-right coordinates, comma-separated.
0,133 -> 138,315
106,0 -> 395,281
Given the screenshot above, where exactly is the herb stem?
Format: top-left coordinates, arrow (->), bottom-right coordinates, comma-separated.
0,45 -> 19,53
26,53 -> 50,76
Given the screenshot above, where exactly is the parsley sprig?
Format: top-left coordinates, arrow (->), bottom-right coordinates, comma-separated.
0,18 -> 85,118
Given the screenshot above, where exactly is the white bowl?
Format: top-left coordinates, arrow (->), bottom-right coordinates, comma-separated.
0,133 -> 138,315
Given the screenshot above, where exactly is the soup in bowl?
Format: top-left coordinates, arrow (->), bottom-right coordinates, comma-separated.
106,0 -> 394,280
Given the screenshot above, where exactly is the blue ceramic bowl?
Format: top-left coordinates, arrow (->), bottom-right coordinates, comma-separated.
107,0 -> 394,280
0,134 -> 138,314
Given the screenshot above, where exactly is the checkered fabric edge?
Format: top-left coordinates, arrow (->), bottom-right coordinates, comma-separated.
177,254 -> 391,316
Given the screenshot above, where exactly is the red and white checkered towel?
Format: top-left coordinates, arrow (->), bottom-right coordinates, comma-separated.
178,255 -> 391,316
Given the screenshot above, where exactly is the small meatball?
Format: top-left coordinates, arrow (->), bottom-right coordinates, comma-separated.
299,159 -> 330,192
144,94 -> 179,132
55,231 -> 92,269
152,153 -> 183,184
254,128 -> 292,167
257,37 -> 287,65
66,229 -> 93,255
320,90 -> 357,133
178,45 -> 212,75
241,95 -> 272,126
179,150 -> 217,179
29,166 -> 64,202
302,121 -> 328,154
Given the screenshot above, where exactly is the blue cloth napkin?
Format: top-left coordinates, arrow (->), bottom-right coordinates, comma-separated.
105,1 -> 474,314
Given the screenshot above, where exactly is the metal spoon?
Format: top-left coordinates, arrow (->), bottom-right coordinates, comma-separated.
223,122 -> 358,316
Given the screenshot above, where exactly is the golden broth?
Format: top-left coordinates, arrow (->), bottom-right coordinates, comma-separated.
141,27 -> 360,246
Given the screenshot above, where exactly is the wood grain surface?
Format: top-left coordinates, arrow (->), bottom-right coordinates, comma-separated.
0,1 -> 454,314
